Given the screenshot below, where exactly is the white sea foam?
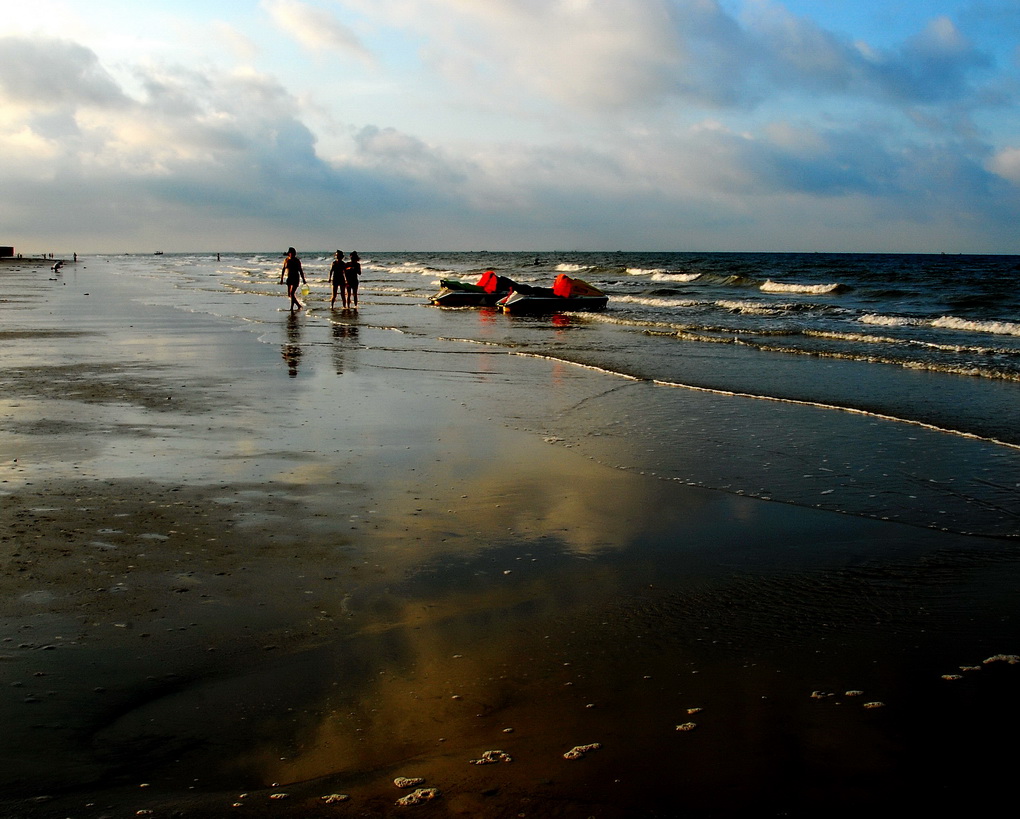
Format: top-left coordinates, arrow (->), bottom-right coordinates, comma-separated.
555,263 -> 590,272
626,267 -> 666,276
717,299 -> 783,315
932,316 -> 1020,337
651,272 -> 702,282
807,330 -> 901,345
579,311 -> 681,331
862,313 -> 1020,338
860,314 -> 919,327
616,295 -> 700,309
760,279 -> 843,295
379,262 -> 450,276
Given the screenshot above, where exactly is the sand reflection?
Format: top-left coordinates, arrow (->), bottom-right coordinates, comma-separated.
224,442 -> 724,793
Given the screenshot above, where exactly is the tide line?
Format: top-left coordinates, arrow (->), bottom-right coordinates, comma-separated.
652,377 -> 1020,452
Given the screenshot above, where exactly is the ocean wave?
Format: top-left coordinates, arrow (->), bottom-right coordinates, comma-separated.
806,330 -> 901,345
626,267 -> 666,276
932,316 -> 1020,337
860,314 -> 920,327
578,311 -> 686,331
555,263 -> 591,273
717,299 -> 787,315
651,271 -> 702,283
615,294 -> 701,309
808,329 -> 1018,357
760,279 -> 845,295
862,313 -> 1020,338
376,261 -> 452,277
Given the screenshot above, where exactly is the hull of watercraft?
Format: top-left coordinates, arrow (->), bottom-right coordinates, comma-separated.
430,286 -> 504,307
500,291 -> 609,314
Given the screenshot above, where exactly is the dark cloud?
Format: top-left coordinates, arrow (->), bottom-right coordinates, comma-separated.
0,36 -> 127,107
869,17 -> 992,104
659,5 -> 995,116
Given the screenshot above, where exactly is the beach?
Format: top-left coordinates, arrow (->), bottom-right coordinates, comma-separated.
2,254 -> 1019,818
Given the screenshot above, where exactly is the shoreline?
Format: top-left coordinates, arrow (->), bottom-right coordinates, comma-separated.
2,258 -> 1019,816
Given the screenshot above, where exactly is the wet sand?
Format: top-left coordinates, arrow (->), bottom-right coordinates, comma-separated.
2,259 -> 1020,817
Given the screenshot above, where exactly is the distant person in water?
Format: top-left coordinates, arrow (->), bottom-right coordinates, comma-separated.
328,250 -> 346,308
346,251 -> 361,308
280,247 -> 307,311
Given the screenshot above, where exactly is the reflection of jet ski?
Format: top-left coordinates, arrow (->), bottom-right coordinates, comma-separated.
499,274 -> 608,314
430,270 -> 518,307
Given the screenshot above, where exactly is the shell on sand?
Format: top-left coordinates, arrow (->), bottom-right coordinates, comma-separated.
470,750 -> 512,765
564,742 -> 601,760
395,787 -> 440,807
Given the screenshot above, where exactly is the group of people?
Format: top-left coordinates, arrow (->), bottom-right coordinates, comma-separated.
280,247 -> 361,311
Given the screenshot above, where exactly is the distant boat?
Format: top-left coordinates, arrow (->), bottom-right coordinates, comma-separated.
154,251 -> 164,255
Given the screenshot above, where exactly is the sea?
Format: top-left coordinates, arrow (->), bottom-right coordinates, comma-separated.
114,250 -> 1020,538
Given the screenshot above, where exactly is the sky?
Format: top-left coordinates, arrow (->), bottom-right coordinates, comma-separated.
1,0 -> 1019,253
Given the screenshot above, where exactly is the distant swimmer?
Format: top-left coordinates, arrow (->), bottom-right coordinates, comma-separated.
346,251 -> 361,308
52,260 -> 63,272
328,250 -> 345,308
280,247 -> 307,311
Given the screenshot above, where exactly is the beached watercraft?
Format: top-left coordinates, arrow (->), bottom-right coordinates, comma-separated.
500,274 -> 609,314
430,270 -> 518,307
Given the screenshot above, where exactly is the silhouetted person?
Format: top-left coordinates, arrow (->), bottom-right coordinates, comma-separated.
328,250 -> 345,308
280,247 -> 307,311
346,251 -> 361,308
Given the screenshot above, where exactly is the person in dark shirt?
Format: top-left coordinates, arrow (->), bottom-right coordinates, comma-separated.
280,247 -> 307,311
328,250 -> 345,308
346,251 -> 362,309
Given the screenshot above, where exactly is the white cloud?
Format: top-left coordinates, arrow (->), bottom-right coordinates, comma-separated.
988,146 -> 1020,184
213,21 -> 260,63
338,0 -> 688,111
263,0 -> 371,60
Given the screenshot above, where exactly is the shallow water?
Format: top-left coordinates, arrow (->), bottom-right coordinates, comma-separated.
103,251 -> 1020,538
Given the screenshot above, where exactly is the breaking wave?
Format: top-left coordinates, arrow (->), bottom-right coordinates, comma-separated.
760,279 -> 846,295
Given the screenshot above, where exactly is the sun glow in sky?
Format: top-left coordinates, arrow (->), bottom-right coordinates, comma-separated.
2,0 -> 1019,253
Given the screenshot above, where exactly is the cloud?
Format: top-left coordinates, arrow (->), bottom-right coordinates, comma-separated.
873,15 -> 991,104
332,1 -> 998,120
337,0 -> 689,111
263,0 -> 371,60
213,21 -> 260,63
1,2 -> 1017,255
988,146 -> 1020,184
0,36 -> 128,108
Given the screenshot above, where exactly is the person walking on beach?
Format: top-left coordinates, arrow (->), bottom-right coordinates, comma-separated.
280,247 -> 307,311
328,250 -> 346,308
346,251 -> 362,309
